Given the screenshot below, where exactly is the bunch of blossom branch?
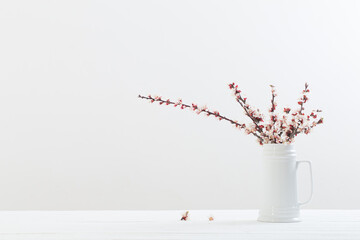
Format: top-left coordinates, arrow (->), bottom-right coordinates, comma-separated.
138,83 -> 323,145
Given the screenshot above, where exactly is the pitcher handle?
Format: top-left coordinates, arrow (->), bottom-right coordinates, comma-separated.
296,160 -> 313,206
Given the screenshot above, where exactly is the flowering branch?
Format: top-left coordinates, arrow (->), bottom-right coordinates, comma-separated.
228,83 -> 265,135
138,82 -> 323,145
289,83 -> 309,140
269,85 -> 277,117
137,94 -> 264,141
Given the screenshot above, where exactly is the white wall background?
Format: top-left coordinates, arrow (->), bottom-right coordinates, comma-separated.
0,0 -> 359,210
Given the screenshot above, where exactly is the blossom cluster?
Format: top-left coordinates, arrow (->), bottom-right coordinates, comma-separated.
138,83 -> 323,145
228,83 -> 323,144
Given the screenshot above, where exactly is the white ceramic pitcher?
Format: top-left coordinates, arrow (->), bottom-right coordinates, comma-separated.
257,144 -> 313,223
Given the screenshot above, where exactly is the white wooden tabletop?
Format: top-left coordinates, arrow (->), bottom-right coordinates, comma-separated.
0,210 -> 359,239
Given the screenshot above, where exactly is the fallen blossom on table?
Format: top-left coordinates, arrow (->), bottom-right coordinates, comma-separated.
181,211 -> 189,221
